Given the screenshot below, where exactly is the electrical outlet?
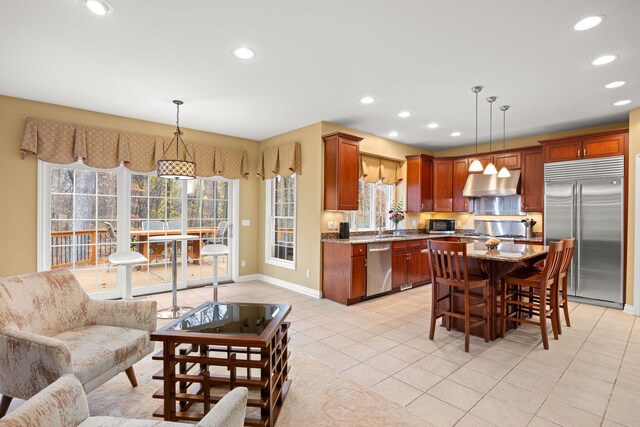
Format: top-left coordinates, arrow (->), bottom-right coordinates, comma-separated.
456,220 -> 461,227
241,260 -> 246,267
327,221 -> 335,230
412,219 -> 417,227
241,219 -> 250,226
306,269 -> 310,278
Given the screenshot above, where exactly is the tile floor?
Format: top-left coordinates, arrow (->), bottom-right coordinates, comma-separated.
147,281 -> 640,427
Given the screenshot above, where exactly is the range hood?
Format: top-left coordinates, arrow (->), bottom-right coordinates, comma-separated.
462,170 -> 521,197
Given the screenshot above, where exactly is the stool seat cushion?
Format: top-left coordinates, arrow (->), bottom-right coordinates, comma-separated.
109,251 -> 148,266
202,244 -> 230,256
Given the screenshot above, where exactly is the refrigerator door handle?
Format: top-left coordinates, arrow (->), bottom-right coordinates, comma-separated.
575,183 -> 581,294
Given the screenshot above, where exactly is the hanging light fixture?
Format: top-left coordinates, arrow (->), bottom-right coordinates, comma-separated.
468,86 -> 484,172
157,100 -> 196,180
497,105 -> 511,178
483,96 -> 498,175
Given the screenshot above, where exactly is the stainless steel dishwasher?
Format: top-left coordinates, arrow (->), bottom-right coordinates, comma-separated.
366,243 -> 392,297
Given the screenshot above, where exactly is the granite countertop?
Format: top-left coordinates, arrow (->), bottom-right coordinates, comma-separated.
322,233 -> 543,245
460,241 -> 548,262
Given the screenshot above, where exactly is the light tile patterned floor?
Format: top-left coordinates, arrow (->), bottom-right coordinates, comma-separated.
147,281 -> 640,427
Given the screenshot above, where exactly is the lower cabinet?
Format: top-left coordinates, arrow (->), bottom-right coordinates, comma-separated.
392,240 -> 429,289
322,242 -> 366,305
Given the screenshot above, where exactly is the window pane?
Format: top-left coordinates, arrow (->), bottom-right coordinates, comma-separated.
149,198 -> 166,219
98,196 -> 117,219
131,197 -> 148,219
50,169 -> 74,194
98,172 -> 117,195
267,175 -> 295,264
75,170 -> 96,194
74,195 -> 96,219
149,177 -> 166,197
51,194 -> 73,219
131,175 -> 148,196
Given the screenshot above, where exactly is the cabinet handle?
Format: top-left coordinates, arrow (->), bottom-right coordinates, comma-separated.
577,149 -> 581,158
583,148 -> 586,157
421,202 -> 424,210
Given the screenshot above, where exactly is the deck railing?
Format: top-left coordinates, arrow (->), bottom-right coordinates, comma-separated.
51,230 -> 115,269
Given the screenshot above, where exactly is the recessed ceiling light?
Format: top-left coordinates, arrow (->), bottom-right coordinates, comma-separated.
388,131 -> 399,138
605,81 -> 627,89
574,15 -> 605,31
232,47 -> 256,60
592,55 -> 617,66
82,0 -> 113,15
450,132 -> 462,137
359,96 -> 375,104
613,100 -> 631,106
398,111 -> 411,118
427,123 -> 439,129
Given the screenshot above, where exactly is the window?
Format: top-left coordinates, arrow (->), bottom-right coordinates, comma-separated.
349,179 -> 395,231
265,175 -> 296,269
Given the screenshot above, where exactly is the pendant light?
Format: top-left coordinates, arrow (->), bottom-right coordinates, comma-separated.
468,86 -> 484,172
497,105 -> 511,178
483,96 -> 498,175
157,100 -> 196,180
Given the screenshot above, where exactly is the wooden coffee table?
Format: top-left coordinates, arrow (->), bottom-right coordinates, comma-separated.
151,301 -> 292,427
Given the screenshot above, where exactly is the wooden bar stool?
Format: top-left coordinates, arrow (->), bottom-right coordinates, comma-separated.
425,240 -> 490,353
500,241 -> 565,350
555,238 -> 575,333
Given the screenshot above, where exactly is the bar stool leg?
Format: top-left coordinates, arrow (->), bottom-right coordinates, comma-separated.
212,255 -> 219,302
429,282 -> 437,341
124,265 -> 132,299
539,287 -> 549,350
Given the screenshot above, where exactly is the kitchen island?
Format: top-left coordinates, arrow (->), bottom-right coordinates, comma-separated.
322,234 -> 547,339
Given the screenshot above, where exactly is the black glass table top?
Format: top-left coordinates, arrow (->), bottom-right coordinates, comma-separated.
166,302 -> 287,336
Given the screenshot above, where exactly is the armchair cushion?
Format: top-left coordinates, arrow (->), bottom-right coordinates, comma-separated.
53,326 -> 149,386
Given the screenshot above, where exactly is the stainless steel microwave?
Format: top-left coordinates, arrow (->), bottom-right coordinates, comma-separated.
429,219 -> 456,234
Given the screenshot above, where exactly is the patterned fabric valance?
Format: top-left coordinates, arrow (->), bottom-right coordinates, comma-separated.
257,142 -> 301,179
20,117 -> 249,179
360,154 -> 403,185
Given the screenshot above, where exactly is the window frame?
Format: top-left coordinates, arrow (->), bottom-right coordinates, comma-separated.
348,179 -> 395,231
264,174 -> 297,270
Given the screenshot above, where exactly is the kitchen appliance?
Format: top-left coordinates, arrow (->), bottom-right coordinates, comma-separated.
474,219 -> 526,240
544,156 -> 624,308
428,219 -> 456,234
472,195 -> 526,216
338,222 -> 350,239
366,243 -> 392,297
463,170 -> 521,198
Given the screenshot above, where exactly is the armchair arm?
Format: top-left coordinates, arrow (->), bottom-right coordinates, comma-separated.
0,375 -> 89,426
88,299 -> 157,334
197,387 -> 248,427
0,326 -> 73,400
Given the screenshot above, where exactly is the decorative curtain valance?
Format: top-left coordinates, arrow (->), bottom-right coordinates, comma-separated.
20,117 -> 249,179
360,154 -> 403,185
257,142 -> 301,179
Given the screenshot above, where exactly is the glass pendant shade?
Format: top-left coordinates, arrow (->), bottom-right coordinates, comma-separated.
497,166 -> 511,178
469,159 -> 484,172
484,162 -> 497,175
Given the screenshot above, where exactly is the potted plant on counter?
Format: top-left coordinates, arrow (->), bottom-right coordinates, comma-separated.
389,200 -> 406,235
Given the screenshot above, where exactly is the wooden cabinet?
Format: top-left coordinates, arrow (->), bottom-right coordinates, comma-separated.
468,154 -> 492,172
392,240 -> 428,288
323,132 -> 363,211
521,148 -> 544,212
494,151 -> 521,170
540,129 -> 627,163
391,250 -> 408,289
421,240 -> 431,281
322,242 -> 366,305
433,159 -> 453,212
406,154 -> 434,212
452,158 -> 470,212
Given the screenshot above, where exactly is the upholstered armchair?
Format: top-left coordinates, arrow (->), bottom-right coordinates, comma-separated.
0,270 -> 157,417
0,375 -> 248,427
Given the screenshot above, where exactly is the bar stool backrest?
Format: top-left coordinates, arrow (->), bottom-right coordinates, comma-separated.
427,240 -> 470,286
558,238 -> 575,280
104,222 -> 117,240
541,240 -> 565,287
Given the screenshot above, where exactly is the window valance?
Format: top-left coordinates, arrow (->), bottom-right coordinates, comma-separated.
20,117 -> 249,179
360,154 -> 403,185
257,142 -> 301,179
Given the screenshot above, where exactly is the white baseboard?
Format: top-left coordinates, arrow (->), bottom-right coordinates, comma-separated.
238,274 -> 322,299
624,304 -> 637,316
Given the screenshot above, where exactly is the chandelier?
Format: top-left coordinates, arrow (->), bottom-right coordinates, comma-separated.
157,100 -> 196,180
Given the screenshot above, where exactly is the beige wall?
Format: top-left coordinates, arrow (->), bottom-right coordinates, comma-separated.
626,108 -> 639,306
258,123 -> 324,290
0,95 -> 261,277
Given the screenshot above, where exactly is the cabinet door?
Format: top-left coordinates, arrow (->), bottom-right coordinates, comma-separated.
420,157 -> 434,211
521,150 -> 544,212
582,134 -> 625,159
350,255 -> 366,299
421,245 -> 431,281
452,158 -> 470,212
543,139 -> 582,163
433,159 -> 453,212
468,155 -> 492,172
494,151 -> 521,170
338,139 -> 360,210
407,250 -> 422,283
405,156 -> 422,212
392,251 -> 407,288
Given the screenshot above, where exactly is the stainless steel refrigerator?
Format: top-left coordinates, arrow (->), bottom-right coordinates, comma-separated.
544,156 -> 624,308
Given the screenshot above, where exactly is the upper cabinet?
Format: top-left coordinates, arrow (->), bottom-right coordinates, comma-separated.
433,159 -> 453,212
323,132 -> 363,211
452,158 -> 470,212
494,151 -> 522,170
406,154 -> 434,212
540,129 -> 628,163
521,148 -> 544,212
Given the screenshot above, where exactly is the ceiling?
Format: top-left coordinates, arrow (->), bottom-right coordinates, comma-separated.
1,0 -> 639,149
